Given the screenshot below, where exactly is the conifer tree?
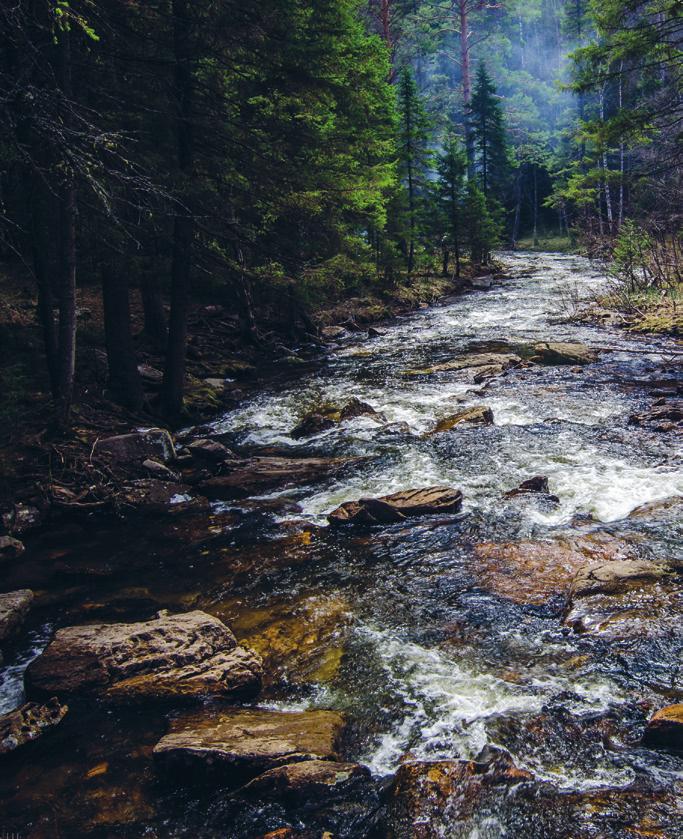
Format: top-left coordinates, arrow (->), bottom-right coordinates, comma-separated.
397,66 -> 431,273
436,135 -> 467,277
463,180 -> 500,265
469,63 -> 510,205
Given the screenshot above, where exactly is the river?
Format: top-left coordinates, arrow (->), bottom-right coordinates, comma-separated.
1,251 -> 682,837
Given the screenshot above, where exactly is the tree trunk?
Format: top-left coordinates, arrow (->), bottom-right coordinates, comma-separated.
102,263 -> 143,409
618,60 -> 625,228
512,168 -> 522,247
459,1 -> 475,176
55,26 -> 77,428
162,0 -> 194,416
532,164 -> 539,247
141,274 -> 167,345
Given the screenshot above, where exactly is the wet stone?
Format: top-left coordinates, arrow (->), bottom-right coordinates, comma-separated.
93,428 -> 176,464
643,704 -> 683,751
429,406 -> 494,434
26,610 -> 263,701
0,588 -> 34,643
532,341 -> 598,365
0,698 -> 68,755
0,535 -> 25,561
153,709 -> 345,781
328,486 -> 463,526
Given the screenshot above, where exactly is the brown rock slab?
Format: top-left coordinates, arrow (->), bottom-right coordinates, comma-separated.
629,403 -> 683,433
328,486 -> 463,526
26,610 -> 262,701
643,704 -> 683,751
153,708 -> 345,777
93,428 -> 176,464
119,480 -> 209,516
199,456 -> 365,499
187,438 -> 236,464
242,759 -> 370,803
404,352 -> 522,377
0,698 -> 68,755
570,559 -> 670,597
430,406 -> 493,434
532,342 -> 597,365
0,589 -> 34,643
504,476 -> 551,497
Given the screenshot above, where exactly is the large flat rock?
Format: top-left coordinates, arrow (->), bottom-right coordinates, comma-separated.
532,341 -> 597,365
153,708 -> 345,777
328,486 -> 463,526
93,429 -> 176,464
26,610 -> 262,701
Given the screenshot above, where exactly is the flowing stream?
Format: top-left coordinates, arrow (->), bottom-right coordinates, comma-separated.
2,251 -> 682,837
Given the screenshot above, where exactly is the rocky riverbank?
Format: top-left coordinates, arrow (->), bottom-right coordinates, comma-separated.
1,252 -> 682,837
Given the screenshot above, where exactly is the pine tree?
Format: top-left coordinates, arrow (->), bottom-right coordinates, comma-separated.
463,180 -> 500,265
397,66 -> 431,273
469,63 -> 510,205
436,136 -> 467,277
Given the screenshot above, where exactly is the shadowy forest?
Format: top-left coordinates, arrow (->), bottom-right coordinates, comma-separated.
0,0 -> 681,425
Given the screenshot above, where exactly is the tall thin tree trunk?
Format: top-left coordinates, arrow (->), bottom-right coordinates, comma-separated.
512,168 -> 522,247
459,1 -> 474,176
618,60 -> 625,227
599,85 -> 613,234
141,274 -> 167,345
102,263 -> 143,409
55,26 -> 77,428
379,0 -> 394,79
162,0 -> 194,416
532,164 -> 539,246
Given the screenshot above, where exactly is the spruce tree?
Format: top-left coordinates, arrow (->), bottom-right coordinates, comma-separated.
436,136 -> 467,277
397,66 -> 431,273
469,63 -> 510,205
463,180 -> 500,265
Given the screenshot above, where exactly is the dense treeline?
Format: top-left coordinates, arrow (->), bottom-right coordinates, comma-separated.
0,1 -> 680,423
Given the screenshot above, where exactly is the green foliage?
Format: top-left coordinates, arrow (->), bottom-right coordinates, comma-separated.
609,220 -> 653,291
463,181 -> 501,264
469,63 -> 512,204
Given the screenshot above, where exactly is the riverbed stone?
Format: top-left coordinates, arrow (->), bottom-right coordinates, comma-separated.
93,428 -> 176,464
291,399 -> 381,439
242,759 -> 371,803
404,352 -> 522,377
321,326 -> 348,341
628,403 -> 683,433
0,698 -> 68,755
532,341 -> 598,365
328,486 -> 463,526
0,535 -> 25,561
387,748 -> 532,839
142,459 -> 180,481
153,708 -> 345,778
504,476 -> 551,497
643,704 -> 683,751
198,456 -> 365,499
0,589 -> 34,642
430,406 -> 493,433
26,610 -> 262,701
570,558 -> 670,597
187,438 -> 237,463
119,480 -> 210,516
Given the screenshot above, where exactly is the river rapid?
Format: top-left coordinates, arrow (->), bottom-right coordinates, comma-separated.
1,251 -> 682,837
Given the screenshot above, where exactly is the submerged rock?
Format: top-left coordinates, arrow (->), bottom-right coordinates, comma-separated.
199,456 -> 365,499
570,558 -> 670,597
430,406 -> 493,433
532,341 -> 597,365
93,428 -> 176,464
291,399 -> 381,439
328,486 -> 463,526
0,589 -> 34,643
321,326 -> 348,341
643,704 -> 683,751
404,352 -> 522,377
504,476 -> 551,497
387,748 -> 532,839
628,403 -> 683,433
26,610 -> 262,701
0,698 -> 68,755
153,708 -> 344,779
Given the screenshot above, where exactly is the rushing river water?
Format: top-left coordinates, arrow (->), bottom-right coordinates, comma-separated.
2,251 -> 682,837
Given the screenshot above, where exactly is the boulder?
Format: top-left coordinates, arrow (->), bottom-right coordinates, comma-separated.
291,399 -> 381,439
242,759 -> 370,803
570,559 -> 670,597
291,412 -> 336,439
532,342 -> 597,365
0,535 -> 25,561
26,610 -> 262,701
198,456 -> 364,499
321,326 -> 348,341
137,364 -> 164,386
187,438 -> 236,464
153,708 -> 344,777
404,352 -> 522,377
142,460 -> 180,482
328,486 -> 463,526
119,480 -> 209,516
643,704 -> 683,751
505,476 -> 550,497
367,327 -> 384,338
0,698 -> 68,755
93,429 -> 176,464
0,589 -> 34,643
430,406 -> 493,434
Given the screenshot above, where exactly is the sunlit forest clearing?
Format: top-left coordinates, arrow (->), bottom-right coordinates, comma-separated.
0,2 -> 681,837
